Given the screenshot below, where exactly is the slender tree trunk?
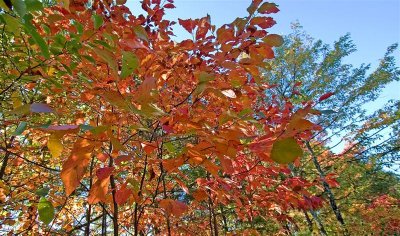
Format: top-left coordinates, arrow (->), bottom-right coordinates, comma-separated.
306,141 -> 348,235
309,209 -> 328,236
101,207 -> 107,236
220,205 -> 228,233
302,210 -> 313,233
134,154 -> 148,236
212,203 -> 219,236
208,200 -> 214,236
85,158 -> 95,236
109,157 -> 118,236
162,173 -> 171,236
0,136 -> 14,180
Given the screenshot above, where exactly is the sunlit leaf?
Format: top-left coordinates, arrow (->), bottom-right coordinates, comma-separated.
38,197 -> 54,225
270,137 -> 303,164
121,51 -> 139,79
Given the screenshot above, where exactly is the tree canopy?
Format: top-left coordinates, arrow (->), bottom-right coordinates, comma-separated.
0,0 -> 399,235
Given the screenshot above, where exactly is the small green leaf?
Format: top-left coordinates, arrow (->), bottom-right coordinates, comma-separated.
35,187 -> 50,197
121,51 -> 139,79
91,14 -> 103,30
133,26 -> 148,42
13,121 -> 27,135
80,124 -> 94,131
93,47 -> 118,74
164,142 -> 176,153
270,137 -> 303,164
38,197 -> 54,225
7,104 -> 31,116
198,72 -> 214,83
25,0 -> 43,12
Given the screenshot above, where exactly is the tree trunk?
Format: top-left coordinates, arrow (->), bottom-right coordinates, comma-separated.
306,141 -> 348,235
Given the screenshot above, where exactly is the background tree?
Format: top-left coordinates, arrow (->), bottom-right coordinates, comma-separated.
263,23 -> 400,234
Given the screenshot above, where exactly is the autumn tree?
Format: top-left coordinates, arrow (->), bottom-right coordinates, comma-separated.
0,0 -> 330,235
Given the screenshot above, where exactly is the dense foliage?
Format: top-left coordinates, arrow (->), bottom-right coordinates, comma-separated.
0,0 -> 398,235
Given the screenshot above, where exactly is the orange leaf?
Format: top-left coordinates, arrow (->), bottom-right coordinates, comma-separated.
60,139 -> 94,196
159,199 -> 188,217
96,153 -> 108,163
141,142 -> 158,154
88,177 -> 110,204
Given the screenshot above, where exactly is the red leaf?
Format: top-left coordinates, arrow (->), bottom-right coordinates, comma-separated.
258,2 -> 279,14
318,92 -> 334,102
178,18 -> 196,33
96,167 -> 114,180
163,3 -> 175,8
115,155 -> 132,165
115,184 -> 133,205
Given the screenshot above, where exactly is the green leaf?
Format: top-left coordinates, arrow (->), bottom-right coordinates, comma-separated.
133,26 -> 148,42
1,14 -> 21,34
13,121 -> 27,135
164,142 -> 176,153
7,104 -> 30,116
11,0 -> 26,17
121,51 -> 139,79
91,14 -> 103,30
79,124 -> 94,131
38,197 -> 54,225
92,47 -> 118,74
198,72 -> 214,83
270,137 -> 303,164
35,187 -> 50,197
23,21 -> 50,59
25,0 -> 43,12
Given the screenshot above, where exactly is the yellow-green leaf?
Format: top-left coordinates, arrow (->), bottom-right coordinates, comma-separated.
263,34 -> 284,47
270,137 -> 303,164
38,197 -> 54,225
121,51 -> 139,79
48,133 -> 63,158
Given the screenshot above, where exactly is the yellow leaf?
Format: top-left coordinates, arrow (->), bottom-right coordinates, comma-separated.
11,91 -> 22,109
270,137 -> 303,164
48,133 -> 63,158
